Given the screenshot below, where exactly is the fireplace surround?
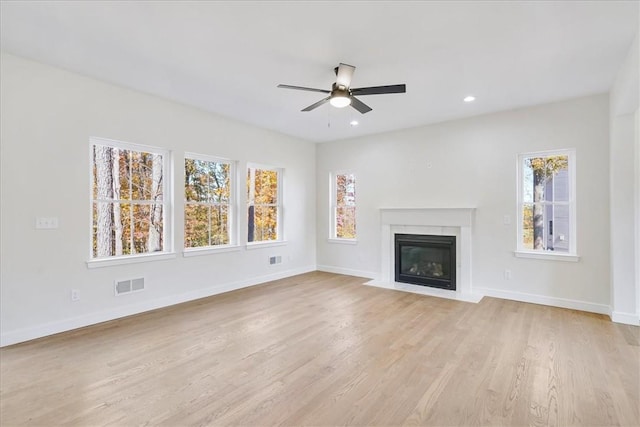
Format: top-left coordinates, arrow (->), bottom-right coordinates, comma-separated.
369,207 -> 480,303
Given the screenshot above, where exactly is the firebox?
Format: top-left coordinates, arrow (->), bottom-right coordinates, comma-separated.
394,234 -> 456,290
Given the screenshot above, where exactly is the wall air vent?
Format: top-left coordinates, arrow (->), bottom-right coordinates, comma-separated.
269,255 -> 282,265
115,277 -> 145,296
131,278 -> 144,291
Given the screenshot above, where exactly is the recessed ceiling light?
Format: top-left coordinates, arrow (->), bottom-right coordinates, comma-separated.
350,120 -> 359,126
463,95 -> 476,103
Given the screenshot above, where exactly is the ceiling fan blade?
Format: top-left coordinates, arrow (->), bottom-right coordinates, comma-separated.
335,63 -> 356,88
302,96 -> 331,112
278,84 -> 330,94
350,84 -> 406,96
350,96 -> 372,114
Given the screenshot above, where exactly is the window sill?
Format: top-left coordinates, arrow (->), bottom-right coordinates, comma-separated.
327,238 -> 358,245
514,250 -> 580,262
246,240 -> 287,250
87,252 -> 177,269
183,245 -> 242,257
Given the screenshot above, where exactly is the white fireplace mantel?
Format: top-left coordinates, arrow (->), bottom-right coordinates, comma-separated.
367,207 -> 482,303
380,207 -> 475,228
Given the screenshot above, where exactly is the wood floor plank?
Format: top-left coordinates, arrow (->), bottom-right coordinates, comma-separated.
1,271 -> 638,426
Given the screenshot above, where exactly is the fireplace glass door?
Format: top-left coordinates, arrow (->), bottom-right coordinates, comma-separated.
395,234 -> 456,290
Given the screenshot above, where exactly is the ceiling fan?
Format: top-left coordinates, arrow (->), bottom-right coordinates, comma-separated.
277,63 -> 406,114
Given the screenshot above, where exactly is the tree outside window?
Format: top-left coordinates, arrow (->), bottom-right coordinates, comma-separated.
333,173 -> 356,239
185,155 -> 234,248
91,139 -> 168,259
518,150 -> 575,254
247,166 -> 281,243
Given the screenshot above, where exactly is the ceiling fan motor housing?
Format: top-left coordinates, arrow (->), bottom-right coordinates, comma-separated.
331,82 -> 350,98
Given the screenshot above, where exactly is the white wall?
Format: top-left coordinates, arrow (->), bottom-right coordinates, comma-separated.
636,110 -> 640,320
610,113 -> 638,324
609,32 -> 640,325
317,95 -> 611,313
0,53 -> 317,346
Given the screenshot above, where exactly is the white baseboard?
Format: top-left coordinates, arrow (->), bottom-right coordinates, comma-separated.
475,286 -> 610,315
0,265 -> 316,347
316,265 -> 377,279
611,311 -> 640,325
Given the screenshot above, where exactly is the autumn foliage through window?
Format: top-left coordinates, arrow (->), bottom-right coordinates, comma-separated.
184,156 -> 233,248
247,167 -> 280,243
91,140 -> 166,258
334,173 -> 356,239
519,150 -> 574,254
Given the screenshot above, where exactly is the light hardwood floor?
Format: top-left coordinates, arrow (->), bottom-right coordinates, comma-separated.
1,271 -> 638,426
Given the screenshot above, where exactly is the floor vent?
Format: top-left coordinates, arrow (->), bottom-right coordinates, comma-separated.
269,255 -> 282,265
115,278 -> 145,296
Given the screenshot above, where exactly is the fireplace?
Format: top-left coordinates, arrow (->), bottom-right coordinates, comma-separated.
375,208 -> 476,301
395,234 -> 456,290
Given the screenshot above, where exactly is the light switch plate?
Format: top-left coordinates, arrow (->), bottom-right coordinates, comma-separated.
35,217 -> 59,229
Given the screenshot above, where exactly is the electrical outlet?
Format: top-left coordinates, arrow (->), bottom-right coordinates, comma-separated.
503,215 -> 511,225
504,270 -> 512,280
71,289 -> 80,301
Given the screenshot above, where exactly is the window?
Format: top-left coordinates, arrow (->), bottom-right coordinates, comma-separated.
184,154 -> 235,249
247,165 -> 282,243
517,149 -> 576,259
90,138 -> 170,259
331,172 -> 356,240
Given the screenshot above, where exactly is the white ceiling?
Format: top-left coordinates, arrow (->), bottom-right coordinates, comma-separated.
1,1 -> 638,143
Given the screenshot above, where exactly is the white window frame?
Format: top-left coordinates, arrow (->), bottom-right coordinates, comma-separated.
183,153 -> 239,256
246,163 -> 284,247
87,137 -> 174,268
329,171 -> 357,243
516,148 -> 579,262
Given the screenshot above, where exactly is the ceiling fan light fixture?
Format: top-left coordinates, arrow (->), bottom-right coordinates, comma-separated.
330,94 -> 351,108
278,63 -> 405,114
